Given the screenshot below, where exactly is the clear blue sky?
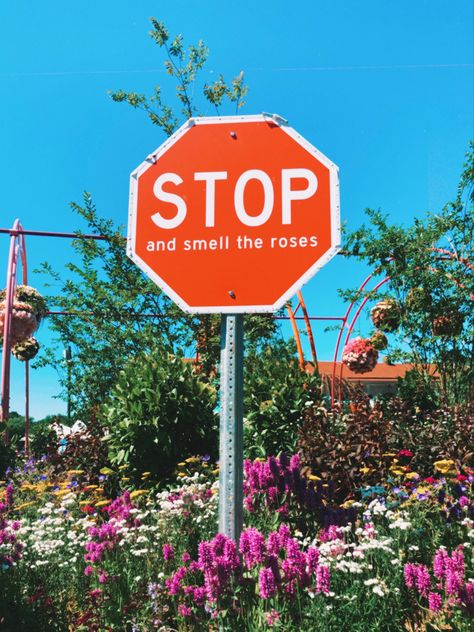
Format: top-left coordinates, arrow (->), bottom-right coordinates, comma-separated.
1,1 -> 473,418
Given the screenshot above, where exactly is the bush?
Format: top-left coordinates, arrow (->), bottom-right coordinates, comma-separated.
243,339 -> 322,459
102,348 -> 218,482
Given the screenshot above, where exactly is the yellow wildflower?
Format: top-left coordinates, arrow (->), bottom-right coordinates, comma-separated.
212,468 -> 220,475
121,477 -> 130,482
130,490 -> 149,500
307,474 -> 321,481
405,472 -> 420,480
390,468 -> 407,476
177,472 -> 186,478
178,463 -> 187,467
95,488 -> 105,494
95,500 -> 111,507
84,485 -> 98,490
67,470 -> 85,475
100,467 -> 114,475
360,467 -> 372,475
434,459 -> 456,475
141,472 -> 151,479
185,457 -> 200,463
202,463 -> 208,468
15,501 -> 35,510
118,465 -> 128,470
382,453 -> 397,458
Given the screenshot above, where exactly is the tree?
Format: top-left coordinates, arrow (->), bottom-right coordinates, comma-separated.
37,19 -> 277,418
342,144 -> 474,405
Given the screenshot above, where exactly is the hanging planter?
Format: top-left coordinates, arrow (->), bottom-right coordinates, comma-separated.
370,298 -> 400,333
11,337 -> 40,361
0,285 -> 47,324
432,312 -> 464,336
0,301 -> 38,345
342,337 -> 379,374
370,330 -> 388,351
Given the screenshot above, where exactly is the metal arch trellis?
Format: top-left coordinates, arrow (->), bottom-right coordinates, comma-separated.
2,222 -> 473,449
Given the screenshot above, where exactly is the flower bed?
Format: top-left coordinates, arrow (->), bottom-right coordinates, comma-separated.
1,449 -> 473,630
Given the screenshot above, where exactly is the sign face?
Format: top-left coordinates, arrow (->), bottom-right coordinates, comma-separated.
128,114 -> 340,313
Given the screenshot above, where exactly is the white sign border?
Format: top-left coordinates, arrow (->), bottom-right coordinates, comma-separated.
127,113 -> 340,314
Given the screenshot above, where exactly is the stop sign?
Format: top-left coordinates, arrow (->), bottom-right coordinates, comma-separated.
128,114 -> 340,313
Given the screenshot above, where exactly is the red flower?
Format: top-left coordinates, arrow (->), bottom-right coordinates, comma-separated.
456,474 -> 467,482
424,477 -> 436,484
81,504 -> 95,514
398,450 -> 414,458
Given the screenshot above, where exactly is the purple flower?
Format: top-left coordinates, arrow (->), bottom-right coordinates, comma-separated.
428,592 -> 443,612
259,567 -> 277,599
162,543 -> 174,562
177,604 -> 192,617
404,563 -> 417,589
316,565 -> 330,594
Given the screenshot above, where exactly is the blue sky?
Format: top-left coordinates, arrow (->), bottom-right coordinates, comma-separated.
1,1 -> 473,418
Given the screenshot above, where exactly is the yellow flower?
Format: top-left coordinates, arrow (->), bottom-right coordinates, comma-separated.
118,465 -> 128,470
413,486 -> 430,495
202,463 -> 208,468
130,490 -> 149,500
84,485 -> 98,490
434,459 -> 456,475
177,472 -> 186,478
100,467 -> 114,475
95,500 -> 111,507
405,472 -> 420,480
211,488 -> 218,495
67,470 -> 85,475
14,501 -> 35,510
341,499 -> 355,508
79,500 -> 90,506
141,472 -> 151,479
307,474 -> 321,481
212,469 -> 220,475
360,467 -> 372,475
390,467 -> 407,476
177,462 -> 187,467
382,453 -> 397,458
95,488 -> 105,494
121,477 -> 130,482
185,457 -> 199,463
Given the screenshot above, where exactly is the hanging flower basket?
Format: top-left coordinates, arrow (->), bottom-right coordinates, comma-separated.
0,301 -> 38,345
11,337 -> 40,361
370,331 -> 388,351
0,285 -> 47,324
432,312 -> 464,336
370,299 -> 400,333
342,337 -> 378,374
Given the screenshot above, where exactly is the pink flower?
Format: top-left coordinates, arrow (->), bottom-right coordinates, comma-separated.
265,609 -> 280,626
316,565 -> 330,594
162,543 -> 174,561
428,591 -> 443,612
177,604 -> 192,617
84,565 -> 94,577
259,567 -> 277,599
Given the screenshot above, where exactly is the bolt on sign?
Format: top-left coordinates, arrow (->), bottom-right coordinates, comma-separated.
127,114 -> 340,312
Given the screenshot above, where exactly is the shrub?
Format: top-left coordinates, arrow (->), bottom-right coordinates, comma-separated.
243,339 -> 322,459
102,348 -> 218,482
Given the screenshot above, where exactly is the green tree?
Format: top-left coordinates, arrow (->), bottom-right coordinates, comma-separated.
37,19 -> 276,418
342,145 -> 474,405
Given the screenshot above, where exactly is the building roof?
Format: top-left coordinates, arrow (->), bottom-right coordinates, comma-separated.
307,362 -> 438,382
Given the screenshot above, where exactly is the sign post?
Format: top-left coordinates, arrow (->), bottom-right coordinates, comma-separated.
127,113 -> 340,542
218,314 -> 244,540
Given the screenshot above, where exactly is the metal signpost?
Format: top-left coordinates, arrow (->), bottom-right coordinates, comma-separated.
127,113 -> 340,543
218,314 -> 244,540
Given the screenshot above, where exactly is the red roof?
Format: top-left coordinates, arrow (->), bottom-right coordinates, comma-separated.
308,362 -> 438,382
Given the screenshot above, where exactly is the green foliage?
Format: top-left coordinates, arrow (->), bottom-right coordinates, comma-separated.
102,347 -> 218,482
342,145 -> 474,405
110,17 -> 247,133
243,339 -> 322,458
0,440 -> 15,476
396,368 -> 440,411
29,423 -> 58,460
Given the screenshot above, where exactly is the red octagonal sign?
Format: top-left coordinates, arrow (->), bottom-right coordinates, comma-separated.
128,114 -> 340,313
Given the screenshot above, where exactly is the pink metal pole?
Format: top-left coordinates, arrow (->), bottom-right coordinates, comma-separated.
1,221 -> 21,437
